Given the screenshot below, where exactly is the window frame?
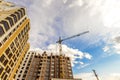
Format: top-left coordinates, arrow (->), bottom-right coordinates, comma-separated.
18,10 -> 23,18
15,11 -> 21,20
0,20 -> 10,31
10,14 -> 18,23
0,25 -> 5,37
5,17 -> 14,27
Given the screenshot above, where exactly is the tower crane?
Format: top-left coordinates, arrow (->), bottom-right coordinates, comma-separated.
56,31 -> 89,55
56,31 -> 89,78
93,69 -> 100,80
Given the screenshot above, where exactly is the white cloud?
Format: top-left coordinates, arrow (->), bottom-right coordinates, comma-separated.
29,48 -> 44,54
79,61 -> 84,65
103,34 -> 120,55
84,53 -> 92,59
113,44 -> 120,54
63,0 -> 67,4
7,0 -> 120,67
68,0 -> 84,8
74,61 -> 79,64
100,0 -> 120,28
8,0 -> 120,54
111,73 -> 120,77
76,63 -> 90,69
103,46 -> 110,52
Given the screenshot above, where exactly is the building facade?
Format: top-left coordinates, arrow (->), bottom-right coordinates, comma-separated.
0,0 -> 30,80
15,51 -> 37,80
16,51 -> 73,80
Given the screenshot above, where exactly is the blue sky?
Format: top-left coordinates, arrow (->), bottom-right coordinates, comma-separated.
7,0 -> 120,80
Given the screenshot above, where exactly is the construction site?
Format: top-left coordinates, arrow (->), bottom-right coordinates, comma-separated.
0,0 -> 112,80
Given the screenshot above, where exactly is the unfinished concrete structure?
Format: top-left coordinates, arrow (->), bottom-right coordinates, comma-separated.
15,51 -> 73,80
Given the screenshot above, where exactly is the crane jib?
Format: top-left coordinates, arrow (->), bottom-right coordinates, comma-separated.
56,31 -> 89,43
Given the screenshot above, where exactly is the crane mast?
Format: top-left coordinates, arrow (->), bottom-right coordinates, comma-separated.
93,69 -> 100,80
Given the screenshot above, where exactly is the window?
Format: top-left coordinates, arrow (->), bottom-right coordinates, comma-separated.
11,62 -> 14,67
20,70 -> 22,73
9,32 -> 12,36
0,54 -> 5,63
5,66 -> 11,73
0,25 -> 5,37
18,74 -> 21,77
3,74 -> 7,80
21,67 -> 24,69
3,59 -> 8,66
5,48 -> 12,59
18,10 -> 23,17
47,57 -> 50,59
23,74 -> 26,78
10,14 -> 17,23
3,37 -> 7,42
13,28 -> 16,32
0,42 -> 2,47
17,53 -> 19,57
15,12 -> 20,20
5,48 -> 10,55
0,20 -> 10,31
0,66 -> 4,74
16,69 -> 18,73
14,57 -> 17,62
6,17 -> 14,27
1,72 -> 5,78
10,42 -> 14,49
18,34 -> 21,38
21,8 -> 25,15
26,67 -> 29,69
12,47 -> 16,53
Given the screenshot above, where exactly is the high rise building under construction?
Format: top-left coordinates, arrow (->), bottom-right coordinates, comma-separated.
15,51 -> 74,80
0,0 -> 30,80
